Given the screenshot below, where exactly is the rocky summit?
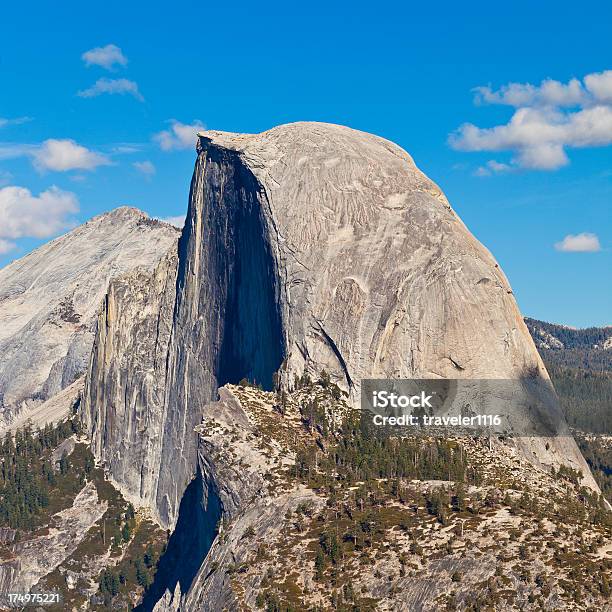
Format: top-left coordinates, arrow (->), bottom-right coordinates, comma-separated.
0,123 -> 609,611
0,208 -> 180,433
82,123 -> 596,532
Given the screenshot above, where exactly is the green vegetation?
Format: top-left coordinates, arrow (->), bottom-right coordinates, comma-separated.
0,418 -> 167,611
238,377 -> 264,390
35,446 -> 167,611
228,369 -> 611,611
575,434 -> 612,503
525,318 -> 612,505
525,317 -> 611,434
546,364 -> 612,434
97,542 -> 162,607
293,409 -> 468,487
0,419 -> 81,529
525,318 -> 612,371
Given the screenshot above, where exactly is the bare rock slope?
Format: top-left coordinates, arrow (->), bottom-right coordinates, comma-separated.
0,207 -> 179,432
82,121 -> 597,539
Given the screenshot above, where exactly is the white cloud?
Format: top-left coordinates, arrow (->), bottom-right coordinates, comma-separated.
474,78 -> 587,108
0,186 -> 79,252
516,142 -> 569,170
0,143 -> 35,161
32,139 -> 111,172
0,239 -> 16,254
154,120 -> 205,151
474,159 -> 512,176
554,233 -> 602,252
82,44 -> 127,70
133,160 -> 156,176
0,116 -> 32,129
584,70 -> 612,105
78,78 -> 143,101
0,139 -> 111,172
451,70 -> 612,171
158,215 -> 185,228
112,143 -> 142,154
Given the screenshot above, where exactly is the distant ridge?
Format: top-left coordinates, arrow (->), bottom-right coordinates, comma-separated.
0,207 -> 180,432
526,317 -> 612,436
525,317 -> 612,371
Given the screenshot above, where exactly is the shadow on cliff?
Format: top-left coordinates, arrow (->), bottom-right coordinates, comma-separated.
135,470 -> 221,611
136,141 -> 285,610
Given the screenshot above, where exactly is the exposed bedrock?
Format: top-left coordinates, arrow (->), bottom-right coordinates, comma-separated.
83,141 -> 286,527
136,469 -> 221,612
154,142 -> 285,526
0,207 -> 180,432
81,249 -> 179,512
81,121 -> 597,534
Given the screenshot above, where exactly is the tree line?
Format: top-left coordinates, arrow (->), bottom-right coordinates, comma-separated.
0,419 -> 81,530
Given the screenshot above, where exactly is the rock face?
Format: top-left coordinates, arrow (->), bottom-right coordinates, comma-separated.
81,122 -> 597,534
83,249 -> 179,511
83,123 -> 588,526
196,123 -> 537,385
179,387 -> 324,612
0,481 -> 107,594
0,208 -> 180,432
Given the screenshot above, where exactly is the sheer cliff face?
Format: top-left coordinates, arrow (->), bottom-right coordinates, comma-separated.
82,122 -> 596,529
0,208 -> 179,433
83,145 -> 285,527
193,124 -> 548,389
154,143 -> 284,525
82,249 -> 179,510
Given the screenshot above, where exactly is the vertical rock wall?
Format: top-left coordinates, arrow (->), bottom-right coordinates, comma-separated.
82,250 -> 179,511
154,141 -> 285,525
82,142 -> 285,527
82,121 -> 598,531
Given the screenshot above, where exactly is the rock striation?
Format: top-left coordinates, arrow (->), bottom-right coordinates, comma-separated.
0,208 -> 180,433
81,123 -> 597,536
0,481 -> 107,594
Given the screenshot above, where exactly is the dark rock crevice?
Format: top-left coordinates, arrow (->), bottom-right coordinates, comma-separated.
145,143 -> 286,608
136,469 -> 221,612
215,149 -> 285,391
155,142 -> 286,527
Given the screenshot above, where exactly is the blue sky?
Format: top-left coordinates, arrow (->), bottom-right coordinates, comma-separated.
0,0 -> 610,327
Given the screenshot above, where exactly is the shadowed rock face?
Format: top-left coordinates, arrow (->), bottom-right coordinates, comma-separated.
83,143 -> 286,528
136,469 -> 221,612
0,208 -> 180,433
81,122 -> 597,534
153,142 -> 285,525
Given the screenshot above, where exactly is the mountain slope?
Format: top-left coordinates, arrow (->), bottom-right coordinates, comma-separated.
525,317 -> 612,371
77,122 -> 603,608
161,382 -> 611,612
0,207 -> 179,432
0,123 -> 608,610
525,317 -> 611,434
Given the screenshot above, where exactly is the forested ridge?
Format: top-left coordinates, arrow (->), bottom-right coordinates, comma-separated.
525,317 -> 611,433
525,317 -> 612,371
526,318 -> 611,501
525,318 -> 611,351
0,419 -> 83,530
